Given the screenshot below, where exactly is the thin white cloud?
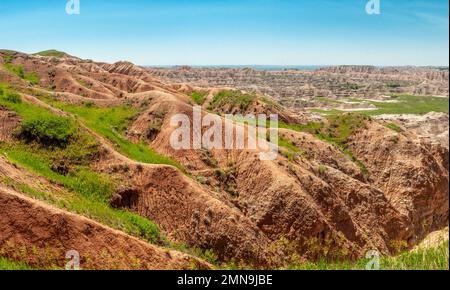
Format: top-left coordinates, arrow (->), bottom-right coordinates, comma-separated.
415,12 -> 449,28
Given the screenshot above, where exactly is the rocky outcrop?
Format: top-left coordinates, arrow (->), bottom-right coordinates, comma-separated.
349,122 -> 449,245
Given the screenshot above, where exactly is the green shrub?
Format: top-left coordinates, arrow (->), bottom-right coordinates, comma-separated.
20,115 -> 77,147
4,63 -> 25,78
77,79 -> 92,89
4,91 -> 22,104
84,101 -> 94,108
2,52 -> 14,63
0,85 -> 22,103
345,83 -> 362,90
24,73 -> 39,85
386,82 -> 402,88
385,122 -> 403,133
318,165 -> 328,174
45,102 -> 185,171
190,90 -> 208,105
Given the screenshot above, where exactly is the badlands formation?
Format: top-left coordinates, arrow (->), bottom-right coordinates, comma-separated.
0,50 -> 448,269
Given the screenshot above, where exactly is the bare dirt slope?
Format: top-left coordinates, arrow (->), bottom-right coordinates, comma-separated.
0,186 -> 209,270
349,121 -> 449,243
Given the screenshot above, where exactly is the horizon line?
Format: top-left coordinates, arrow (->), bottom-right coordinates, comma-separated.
3,47 -> 449,68
143,64 -> 450,68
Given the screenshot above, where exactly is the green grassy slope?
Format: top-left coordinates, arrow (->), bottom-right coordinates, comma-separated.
289,240 -> 449,270
312,94 -> 449,116
34,49 -> 69,58
0,85 -> 165,245
48,101 -> 184,171
0,257 -> 34,270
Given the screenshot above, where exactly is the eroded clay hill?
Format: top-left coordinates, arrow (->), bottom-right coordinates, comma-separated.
0,50 -> 448,268
0,185 -> 209,270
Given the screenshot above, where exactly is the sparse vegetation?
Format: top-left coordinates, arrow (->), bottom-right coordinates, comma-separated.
77,79 -> 93,89
2,51 -> 14,63
200,148 -> 218,168
261,96 -> 283,110
385,82 -> 402,88
144,123 -> 161,141
315,114 -> 369,145
314,97 -> 343,104
318,164 -> 328,175
279,120 -> 323,133
0,85 -> 166,245
280,114 -> 370,178
208,90 -> 256,111
171,243 -> 219,266
3,63 -> 39,85
315,95 -> 449,116
384,122 -> 403,133
1,85 -> 193,249
344,83 -> 362,90
190,90 -> 208,105
280,114 -> 367,150
0,50 -> 448,271
214,167 -> 238,197
0,257 -> 33,270
278,136 -> 304,161
42,100 -> 184,171
1,89 -> 22,104
310,108 -> 344,115
0,139 -> 165,245
34,49 -> 68,58
365,94 -> 449,115
288,240 -> 449,270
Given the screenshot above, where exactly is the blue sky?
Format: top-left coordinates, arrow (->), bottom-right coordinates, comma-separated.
0,0 -> 448,66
